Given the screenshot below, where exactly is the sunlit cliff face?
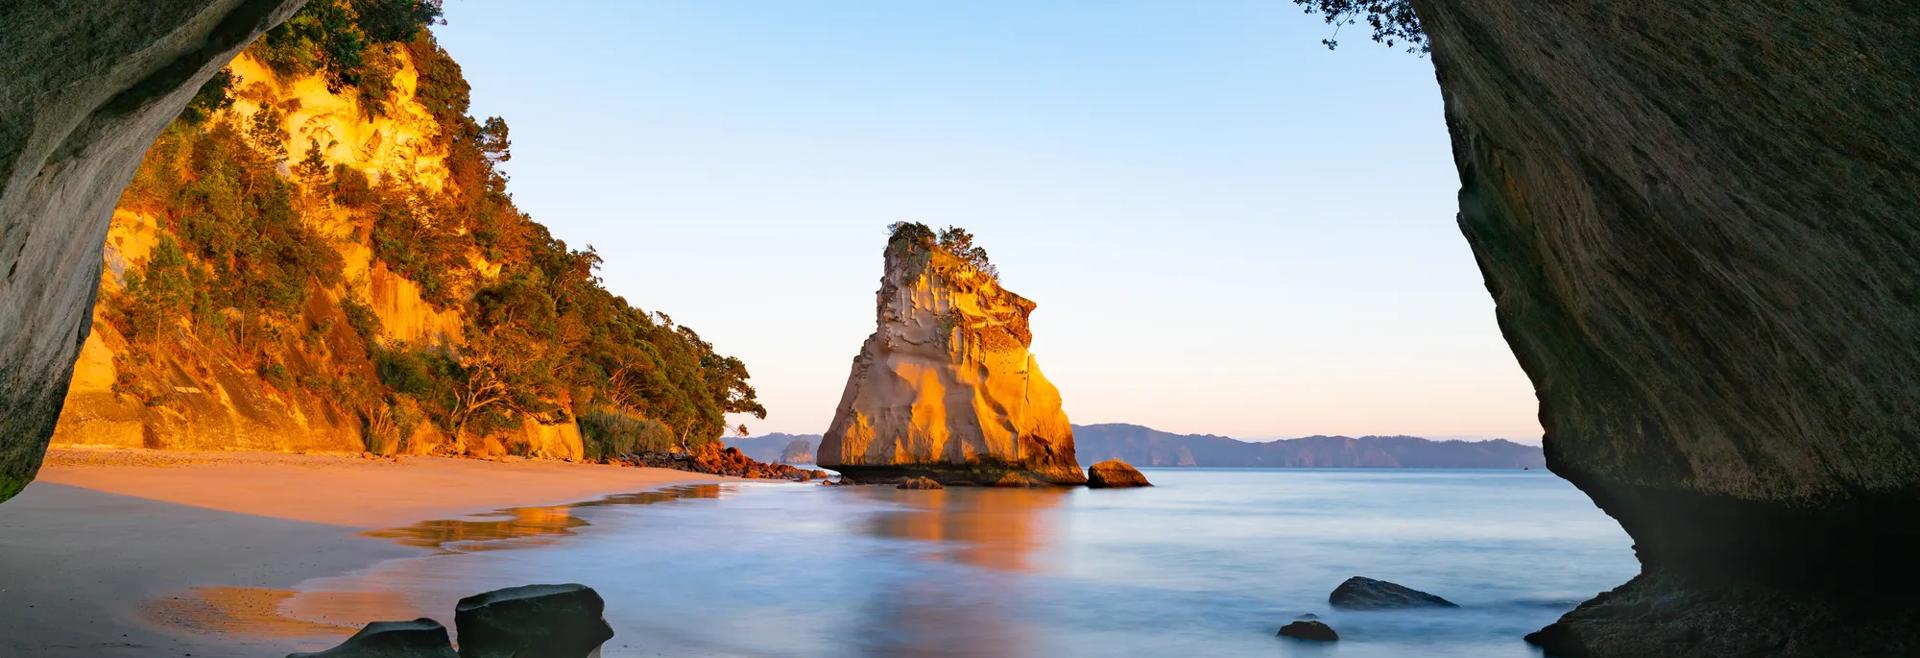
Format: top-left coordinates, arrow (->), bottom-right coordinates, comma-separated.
819,233 -> 1083,485
49,49 -> 571,458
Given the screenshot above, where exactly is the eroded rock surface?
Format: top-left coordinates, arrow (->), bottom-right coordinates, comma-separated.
1415,0 -> 1920,653
818,226 -> 1084,485
0,0 -> 305,502
1085,459 -> 1151,488
453,583 -> 613,658
286,618 -> 458,658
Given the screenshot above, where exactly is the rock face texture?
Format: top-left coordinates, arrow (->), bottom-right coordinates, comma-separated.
1415,0 -> 1920,653
453,583 -> 614,658
0,0 -> 304,502
286,618 -> 459,658
818,227 -> 1084,485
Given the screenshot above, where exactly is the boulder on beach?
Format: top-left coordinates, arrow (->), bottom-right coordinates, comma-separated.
1329,576 -> 1458,610
1277,619 -> 1339,642
1085,459 -> 1152,488
454,584 -> 613,658
897,476 -> 944,490
286,618 -> 458,658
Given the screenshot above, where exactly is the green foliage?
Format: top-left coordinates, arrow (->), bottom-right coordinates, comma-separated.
936,225 -> 997,279
110,13 -> 763,455
889,221 -> 1000,280
180,70 -> 234,125
114,236 -> 204,342
368,181 -> 461,306
1291,0 -> 1426,53
256,0 -> 444,94
341,296 -> 382,347
579,409 -> 675,460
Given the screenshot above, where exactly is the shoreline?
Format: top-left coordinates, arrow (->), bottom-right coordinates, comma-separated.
0,447 -> 741,657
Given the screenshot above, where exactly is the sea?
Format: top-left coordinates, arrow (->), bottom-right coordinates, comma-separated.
293,468 -> 1636,657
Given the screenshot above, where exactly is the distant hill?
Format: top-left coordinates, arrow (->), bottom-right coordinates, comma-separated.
733,424 -> 1544,469
1072,423 -> 1545,468
729,433 -> 820,464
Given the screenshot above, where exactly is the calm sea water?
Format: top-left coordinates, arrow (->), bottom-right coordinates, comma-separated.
295,469 -> 1636,657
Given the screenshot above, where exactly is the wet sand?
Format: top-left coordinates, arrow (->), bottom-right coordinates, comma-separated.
0,448 -> 730,657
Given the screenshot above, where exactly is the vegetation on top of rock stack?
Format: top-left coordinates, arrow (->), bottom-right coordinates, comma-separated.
96,0 -> 763,458
886,221 -> 998,281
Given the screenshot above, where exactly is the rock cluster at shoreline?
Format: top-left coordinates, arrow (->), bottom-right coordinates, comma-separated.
609,443 -> 828,481
293,583 -> 611,658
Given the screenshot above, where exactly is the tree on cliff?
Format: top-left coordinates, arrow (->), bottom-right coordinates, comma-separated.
1290,0 -> 1426,53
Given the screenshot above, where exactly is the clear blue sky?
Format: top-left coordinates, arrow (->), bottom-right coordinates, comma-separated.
432,1 -> 1543,442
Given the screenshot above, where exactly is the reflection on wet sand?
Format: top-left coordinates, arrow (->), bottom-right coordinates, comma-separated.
150,484 -> 727,643
362,484 -> 723,553
143,586 -> 360,639
851,486 -> 1069,657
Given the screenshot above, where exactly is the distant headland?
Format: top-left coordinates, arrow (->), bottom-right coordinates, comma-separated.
734,423 -> 1544,469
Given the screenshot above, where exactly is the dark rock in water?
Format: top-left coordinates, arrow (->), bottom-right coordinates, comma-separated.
1085,459 -> 1152,488
1329,576 -> 1457,610
287,618 -> 457,658
1277,620 -> 1339,642
454,584 -> 613,658
1295,613 -> 1319,620
1419,0 -> 1920,653
897,476 -> 944,490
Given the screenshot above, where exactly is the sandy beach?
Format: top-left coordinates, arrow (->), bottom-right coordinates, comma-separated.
0,448 -> 732,657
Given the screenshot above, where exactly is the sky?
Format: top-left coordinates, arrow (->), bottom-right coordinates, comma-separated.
432,1 -> 1543,443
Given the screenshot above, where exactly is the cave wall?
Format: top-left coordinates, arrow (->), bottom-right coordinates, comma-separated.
1416,0 -> 1920,653
0,0 -> 305,501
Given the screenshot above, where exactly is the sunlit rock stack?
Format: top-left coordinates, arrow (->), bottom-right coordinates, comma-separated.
818,225 -> 1084,486
1419,0 -> 1920,654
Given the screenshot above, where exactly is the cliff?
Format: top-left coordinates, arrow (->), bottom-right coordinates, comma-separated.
0,0 -> 305,502
1414,0 -> 1920,653
25,3 -> 762,469
818,224 -> 1083,485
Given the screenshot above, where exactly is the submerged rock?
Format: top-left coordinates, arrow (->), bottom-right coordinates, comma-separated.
286,618 -> 457,658
817,223 -> 1084,486
897,476 -> 944,490
454,584 -> 613,658
1328,576 -> 1457,610
1277,620 -> 1339,642
1085,459 -> 1152,488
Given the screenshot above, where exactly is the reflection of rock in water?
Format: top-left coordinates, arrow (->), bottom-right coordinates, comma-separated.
361,485 -> 722,553
851,487 -> 1066,657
